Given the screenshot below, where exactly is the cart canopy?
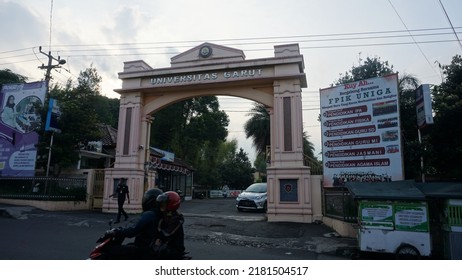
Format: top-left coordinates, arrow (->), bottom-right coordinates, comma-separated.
345,180 -> 425,200
345,180 -> 462,200
415,183 -> 462,199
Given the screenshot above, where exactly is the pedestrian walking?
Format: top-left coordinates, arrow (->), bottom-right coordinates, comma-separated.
110,178 -> 130,223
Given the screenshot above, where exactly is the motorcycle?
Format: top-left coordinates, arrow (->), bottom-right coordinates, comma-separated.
88,219 -> 192,260
88,219 -> 125,260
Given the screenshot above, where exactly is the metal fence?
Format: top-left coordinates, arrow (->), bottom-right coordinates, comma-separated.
322,187 -> 357,223
0,176 -> 87,201
304,155 -> 323,175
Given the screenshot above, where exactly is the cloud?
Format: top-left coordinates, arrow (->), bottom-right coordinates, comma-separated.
0,2 -> 47,49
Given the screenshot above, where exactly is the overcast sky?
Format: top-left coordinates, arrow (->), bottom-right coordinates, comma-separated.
1,0 -> 461,163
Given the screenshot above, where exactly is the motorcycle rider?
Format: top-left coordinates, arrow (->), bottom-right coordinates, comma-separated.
151,191 -> 186,259
105,188 -> 163,259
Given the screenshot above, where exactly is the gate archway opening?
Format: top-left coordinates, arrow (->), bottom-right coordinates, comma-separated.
103,43 -> 321,223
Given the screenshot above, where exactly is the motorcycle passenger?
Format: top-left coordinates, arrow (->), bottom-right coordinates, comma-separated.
151,191 -> 186,259
105,188 -> 163,259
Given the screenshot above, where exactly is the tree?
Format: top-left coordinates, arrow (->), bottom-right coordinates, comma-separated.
90,95 -> 120,128
428,55 -> 462,180
244,102 -> 317,164
219,147 -> 254,189
151,96 -> 230,187
38,67 -> 105,174
396,73 -> 427,180
244,103 -> 271,157
336,56 -> 394,85
0,69 -> 27,85
253,153 -> 267,174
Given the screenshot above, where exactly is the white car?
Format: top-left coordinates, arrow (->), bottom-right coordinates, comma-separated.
235,183 -> 267,212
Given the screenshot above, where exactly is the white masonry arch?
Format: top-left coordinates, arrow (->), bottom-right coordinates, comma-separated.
103,43 -> 322,223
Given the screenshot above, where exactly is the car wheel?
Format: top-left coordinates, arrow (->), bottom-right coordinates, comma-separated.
263,202 -> 267,212
237,207 -> 243,212
396,245 -> 420,259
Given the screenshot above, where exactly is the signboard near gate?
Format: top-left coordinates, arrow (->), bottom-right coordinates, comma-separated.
320,74 -> 403,187
0,81 -> 47,177
415,84 -> 433,129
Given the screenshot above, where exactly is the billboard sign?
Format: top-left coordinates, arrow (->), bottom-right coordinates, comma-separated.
45,98 -> 62,133
0,81 -> 47,177
415,84 -> 433,129
320,74 -> 403,187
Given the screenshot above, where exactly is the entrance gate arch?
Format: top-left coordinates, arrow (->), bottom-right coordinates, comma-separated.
103,43 -> 318,223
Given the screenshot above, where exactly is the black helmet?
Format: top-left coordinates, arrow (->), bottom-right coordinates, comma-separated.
142,188 -> 163,211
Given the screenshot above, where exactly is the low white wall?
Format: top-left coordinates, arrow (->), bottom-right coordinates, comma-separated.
0,198 -> 89,211
0,170 -> 94,211
322,216 -> 358,238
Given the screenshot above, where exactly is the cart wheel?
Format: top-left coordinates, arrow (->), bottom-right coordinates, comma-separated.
396,245 -> 420,259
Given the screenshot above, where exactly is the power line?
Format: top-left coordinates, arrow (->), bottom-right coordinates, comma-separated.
2,26 -> 460,89
39,26 -> 462,48
388,0 -> 438,74
2,38 -> 456,62
33,30 -> 460,54
438,0 -> 462,52
1,27 -> 461,60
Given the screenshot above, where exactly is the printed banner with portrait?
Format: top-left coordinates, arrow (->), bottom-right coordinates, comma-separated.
319,74 -> 403,187
0,81 -> 47,177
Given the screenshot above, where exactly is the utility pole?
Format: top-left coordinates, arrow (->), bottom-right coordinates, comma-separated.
37,46 -> 66,178
38,46 -> 66,86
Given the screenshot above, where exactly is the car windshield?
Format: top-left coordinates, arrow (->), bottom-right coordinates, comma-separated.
245,184 -> 266,193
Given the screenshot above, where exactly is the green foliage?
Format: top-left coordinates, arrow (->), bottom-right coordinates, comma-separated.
336,56 -> 394,85
37,66 -> 116,174
397,73 -> 424,180
429,55 -> 462,180
244,102 -> 271,156
151,96 -> 230,187
0,69 -> 27,85
244,102 -> 317,162
253,153 -> 267,174
88,95 -> 120,128
219,148 -> 255,190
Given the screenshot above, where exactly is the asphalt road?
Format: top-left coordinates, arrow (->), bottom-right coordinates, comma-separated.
0,198 -> 355,260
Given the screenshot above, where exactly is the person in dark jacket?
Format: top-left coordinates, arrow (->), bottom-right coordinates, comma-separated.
106,188 -> 163,260
110,178 -> 130,223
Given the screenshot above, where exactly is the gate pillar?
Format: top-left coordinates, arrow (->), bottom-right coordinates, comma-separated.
266,45 -> 313,222
102,61 -> 156,213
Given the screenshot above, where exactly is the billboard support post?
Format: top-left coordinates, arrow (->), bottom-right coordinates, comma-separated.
45,132 -> 54,178
418,128 -> 425,183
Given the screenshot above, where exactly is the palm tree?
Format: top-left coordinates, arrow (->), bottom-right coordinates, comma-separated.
244,102 -> 270,157
244,102 -> 318,162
